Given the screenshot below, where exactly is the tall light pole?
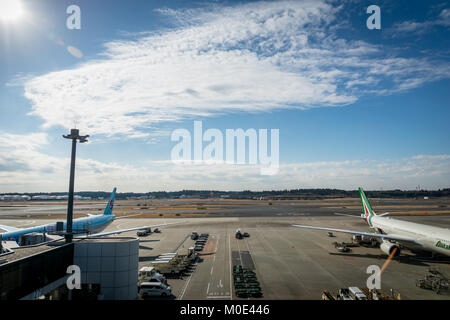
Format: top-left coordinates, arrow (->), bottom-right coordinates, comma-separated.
63,129 -> 89,243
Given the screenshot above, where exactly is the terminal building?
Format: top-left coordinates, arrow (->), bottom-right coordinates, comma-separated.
0,236 -> 139,300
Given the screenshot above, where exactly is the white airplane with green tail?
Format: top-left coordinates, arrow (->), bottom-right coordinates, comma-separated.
293,188 -> 450,257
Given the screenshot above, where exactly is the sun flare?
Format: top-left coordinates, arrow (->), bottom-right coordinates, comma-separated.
0,0 -> 24,22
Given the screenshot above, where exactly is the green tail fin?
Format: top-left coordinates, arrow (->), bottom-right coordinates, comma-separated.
359,187 -> 376,226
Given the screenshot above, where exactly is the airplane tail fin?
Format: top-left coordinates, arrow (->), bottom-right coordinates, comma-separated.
359,187 -> 376,226
103,188 -> 117,215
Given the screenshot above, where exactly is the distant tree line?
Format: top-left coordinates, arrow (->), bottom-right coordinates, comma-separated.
1,188 -> 450,200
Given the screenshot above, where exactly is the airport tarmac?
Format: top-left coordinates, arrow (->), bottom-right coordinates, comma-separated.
2,215 -> 450,300
1,197 -> 450,219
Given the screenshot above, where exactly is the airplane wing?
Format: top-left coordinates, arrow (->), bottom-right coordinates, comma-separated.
78,221 -> 183,237
114,213 -> 143,220
0,224 -> 22,233
292,224 -> 423,246
333,212 -> 389,218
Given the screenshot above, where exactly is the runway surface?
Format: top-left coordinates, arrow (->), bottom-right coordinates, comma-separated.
1,197 -> 450,219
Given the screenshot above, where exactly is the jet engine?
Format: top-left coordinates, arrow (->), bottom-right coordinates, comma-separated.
380,241 -> 401,257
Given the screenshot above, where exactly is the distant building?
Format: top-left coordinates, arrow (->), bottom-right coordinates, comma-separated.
126,195 -> 150,200
30,195 -> 91,201
74,195 -> 91,200
32,195 -> 68,200
0,195 -> 31,201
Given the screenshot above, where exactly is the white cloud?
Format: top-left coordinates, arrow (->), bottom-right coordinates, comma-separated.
19,0 -> 450,139
0,134 -> 448,192
0,132 -> 60,173
0,132 -> 131,192
390,8 -> 450,35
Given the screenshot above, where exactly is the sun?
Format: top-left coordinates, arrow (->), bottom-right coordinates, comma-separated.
0,0 -> 24,22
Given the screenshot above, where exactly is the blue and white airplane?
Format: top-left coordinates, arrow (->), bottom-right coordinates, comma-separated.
0,188 -> 180,245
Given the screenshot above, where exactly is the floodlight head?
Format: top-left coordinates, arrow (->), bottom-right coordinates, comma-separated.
63,129 -> 89,142
79,135 -> 89,143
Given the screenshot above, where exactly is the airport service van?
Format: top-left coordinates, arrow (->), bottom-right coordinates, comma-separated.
139,282 -> 171,297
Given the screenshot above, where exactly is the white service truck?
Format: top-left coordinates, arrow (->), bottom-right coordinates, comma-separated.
138,266 -> 166,284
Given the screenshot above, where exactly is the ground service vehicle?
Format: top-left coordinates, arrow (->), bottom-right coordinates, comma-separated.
138,266 -> 166,284
151,260 -> 183,274
336,288 -> 353,300
416,268 -> 450,294
137,228 -> 151,237
139,282 -> 171,297
349,287 -> 367,300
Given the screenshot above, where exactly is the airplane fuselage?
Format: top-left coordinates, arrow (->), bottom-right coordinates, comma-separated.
371,216 -> 450,257
1,214 -> 115,243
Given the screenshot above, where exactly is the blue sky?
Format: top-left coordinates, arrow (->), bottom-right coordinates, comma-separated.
0,0 -> 449,192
